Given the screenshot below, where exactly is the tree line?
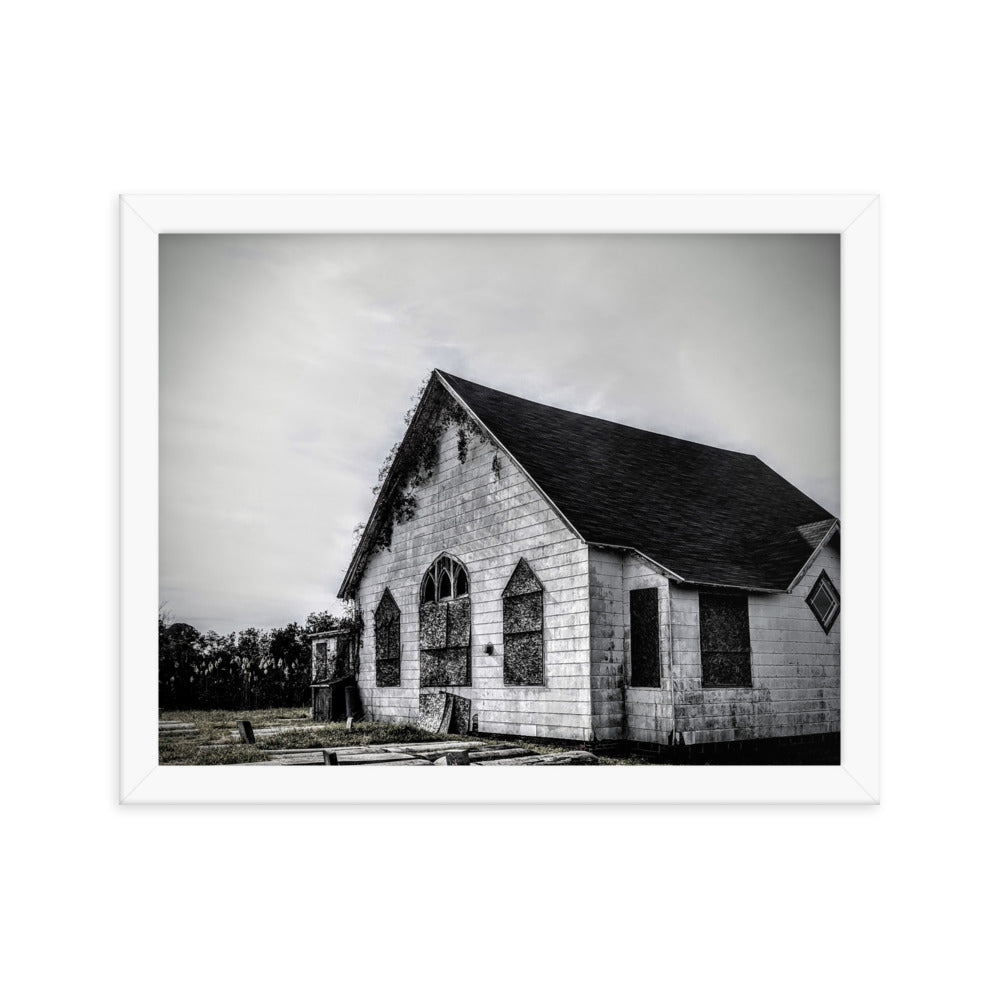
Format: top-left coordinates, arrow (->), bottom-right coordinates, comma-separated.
159,610 -> 352,710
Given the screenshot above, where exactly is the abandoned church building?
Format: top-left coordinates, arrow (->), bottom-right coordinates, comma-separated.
321,370 -> 840,758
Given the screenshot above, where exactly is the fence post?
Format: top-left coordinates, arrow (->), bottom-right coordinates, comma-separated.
236,720 -> 255,744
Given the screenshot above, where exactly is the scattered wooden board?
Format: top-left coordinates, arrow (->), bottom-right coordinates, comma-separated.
191,732 -> 597,767
438,693 -> 454,734
329,751 -> 422,765
467,747 -> 538,762
417,692 -> 446,731
383,741 -> 484,754
449,695 -> 472,735
475,751 -> 599,766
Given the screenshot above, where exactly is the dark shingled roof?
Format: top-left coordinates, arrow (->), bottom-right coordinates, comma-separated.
438,371 -> 836,591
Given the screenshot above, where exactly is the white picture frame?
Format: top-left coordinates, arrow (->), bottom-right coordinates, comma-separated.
121,193 -> 879,804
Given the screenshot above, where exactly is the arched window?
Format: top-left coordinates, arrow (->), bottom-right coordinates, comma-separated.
374,589 -> 401,687
419,553 -> 471,687
502,558 -> 544,685
420,553 -> 469,603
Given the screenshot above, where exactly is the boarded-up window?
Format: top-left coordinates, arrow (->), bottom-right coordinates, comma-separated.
699,592 -> 752,688
502,558 -> 544,685
314,641 -> 329,682
629,588 -> 660,687
374,589 -> 401,687
419,554 -> 471,686
333,633 -> 352,676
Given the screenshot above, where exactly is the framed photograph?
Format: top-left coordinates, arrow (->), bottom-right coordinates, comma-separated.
121,194 -> 879,804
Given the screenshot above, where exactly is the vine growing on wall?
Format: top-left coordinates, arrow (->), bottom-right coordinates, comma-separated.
358,374 -> 490,571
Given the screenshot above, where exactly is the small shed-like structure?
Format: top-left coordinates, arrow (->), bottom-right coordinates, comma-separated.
308,626 -> 360,722
336,371 -> 840,756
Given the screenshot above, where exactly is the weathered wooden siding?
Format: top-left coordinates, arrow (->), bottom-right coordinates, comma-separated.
588,549 -> 674,743
353,421 -> 593,741
589,544 -> 840,746
670,545 -> 841,744
622,555 -> 675,744
587,548 -> 625,742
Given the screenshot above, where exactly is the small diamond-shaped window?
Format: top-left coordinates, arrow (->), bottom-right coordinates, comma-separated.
806,570 -> 840,633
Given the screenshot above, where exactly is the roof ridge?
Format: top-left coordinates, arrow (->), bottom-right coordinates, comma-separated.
342,370 -> 835,596
435,369 -> 758,461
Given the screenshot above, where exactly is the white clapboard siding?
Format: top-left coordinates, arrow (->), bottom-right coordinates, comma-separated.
668,545 -> 841,745
588,549 -> 675,744
353,421 -> 593,741
586,542 -> 840,746
350,414 -> 840,748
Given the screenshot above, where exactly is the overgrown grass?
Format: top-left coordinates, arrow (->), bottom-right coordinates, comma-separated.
257,721 -> 469,751
158,707 -> 312,765
158,709 -> 654,765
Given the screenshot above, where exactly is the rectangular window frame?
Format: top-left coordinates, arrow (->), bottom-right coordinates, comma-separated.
419,595 -> 471,687
314,641 -> 329,682
501,561 -> 545,687
374,593 -> 401,688
698,591 -> 753,689
628,587 -> 661,688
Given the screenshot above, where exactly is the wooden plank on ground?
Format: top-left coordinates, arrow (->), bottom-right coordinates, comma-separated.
384,741 -> 484,754
227,725 -> 325,736
329,751 -> 421,765
417,691 -> 449,732
333,758 -> 431,766
262,741 -> 485,755
437,692 -> 455,734
243,754 -> 324,765
467,748 -> 538,762
475,751 -> 600,766
340,758 -> 431,766
449,694 -> 472,735
258,745 -> 408,757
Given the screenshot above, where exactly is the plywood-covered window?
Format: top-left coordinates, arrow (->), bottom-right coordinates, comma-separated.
502,558 -> 544,685
699,592 -> 752,688
374,589 -> 401,687
419,554 -> 471,686
629,588 -> 660,687
313,641 -> 329,682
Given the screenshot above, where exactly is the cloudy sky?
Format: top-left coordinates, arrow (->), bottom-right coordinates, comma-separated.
160,234 -> 839,633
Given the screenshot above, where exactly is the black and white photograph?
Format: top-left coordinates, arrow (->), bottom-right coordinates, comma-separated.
158,232 -> 841,768
15,3 -> 1000,997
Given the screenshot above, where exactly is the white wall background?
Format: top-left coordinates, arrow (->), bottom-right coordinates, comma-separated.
3,2 -> 997,999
